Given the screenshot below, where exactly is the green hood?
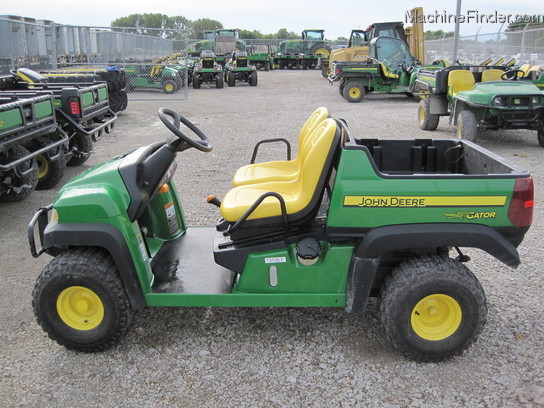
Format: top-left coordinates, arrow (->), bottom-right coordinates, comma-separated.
457,81 -> 544,106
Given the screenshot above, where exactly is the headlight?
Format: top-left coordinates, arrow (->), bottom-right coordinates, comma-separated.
50,208 -> 58,226
493,96 -> 502,106
531,96 -> 540,105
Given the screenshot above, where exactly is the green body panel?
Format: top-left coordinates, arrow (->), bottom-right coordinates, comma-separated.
235,243 -> 353,294
327,149 -> 516,229
0,108 -> 23,131
34,100 -> 54,120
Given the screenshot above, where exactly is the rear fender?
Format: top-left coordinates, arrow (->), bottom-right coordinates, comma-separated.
345,223 -> 520,313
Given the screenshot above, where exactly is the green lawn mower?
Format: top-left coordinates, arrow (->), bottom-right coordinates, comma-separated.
224,51 -> 258,87
192,50 -> 224,89
29,107 -> 533,361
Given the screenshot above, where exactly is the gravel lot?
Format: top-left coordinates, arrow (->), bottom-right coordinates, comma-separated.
1,70 -> 543,407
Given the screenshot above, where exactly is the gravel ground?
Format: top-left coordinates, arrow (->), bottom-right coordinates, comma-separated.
1,70 -> 543,407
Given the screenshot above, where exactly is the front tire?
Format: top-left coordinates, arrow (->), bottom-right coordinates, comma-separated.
457,110 -> 478,142
380,255 -> 487,362
67,133 -> 93,167
32,248 -> 134,352
537,129 -> 544,148
249,71 -> 258,86
162,79 -> 177,94
418,98 -> 440,130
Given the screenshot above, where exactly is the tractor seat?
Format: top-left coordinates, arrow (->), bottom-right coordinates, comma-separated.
221,118 -> 340,228
378,63 -> 399,80
519,64 -> 531,77
232,107 -> 330,187
481,69 -> 503,82
447,70 -> 475,98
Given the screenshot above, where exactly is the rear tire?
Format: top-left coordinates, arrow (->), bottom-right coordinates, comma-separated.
67,133 -> 93,167
36,150 -> 66,190
457,110 -> 478,142
380,255 -> 487,362
321,66 -> 331,78
216,74 -> 224,89
32,248 -> 135,352
537,129 -> 544,148
342,81 -> 365,103
418,98 -> 440,130
162,79 -> 177,94
227,71 -> 236,87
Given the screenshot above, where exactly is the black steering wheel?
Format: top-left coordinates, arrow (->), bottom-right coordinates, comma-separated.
158,108 -> 212,152
501,69 -> 524,81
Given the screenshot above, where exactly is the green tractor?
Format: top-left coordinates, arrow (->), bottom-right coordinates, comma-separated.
276,29 -> 331,70
29,106 -> 534,361
328,36 -> 446,103
415,65 -> 544,146
224,51 -> 258,87
192,50 -> 224,89
247,43 -> 276,71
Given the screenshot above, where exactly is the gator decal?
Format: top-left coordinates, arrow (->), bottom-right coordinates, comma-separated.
343,195 -> 507,208
444,211 -> 497,220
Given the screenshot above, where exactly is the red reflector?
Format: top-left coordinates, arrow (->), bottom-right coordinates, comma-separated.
70,101 -> 81,115
508,177 -> 534,227
335,68 -> 341,75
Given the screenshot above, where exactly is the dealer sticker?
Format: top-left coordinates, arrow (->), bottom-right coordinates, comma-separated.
265,257 -> 287,264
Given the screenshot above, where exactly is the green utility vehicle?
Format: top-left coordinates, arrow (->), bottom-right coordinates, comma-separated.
192,50 -> 224,89
2,68 -> 116,178
277,29 -> 331,70
328,36 -> 445,103
29,107 -> 533,361
415,65 -> 544,146
0,92 -> 67,200
124,63 -> 184,94
224,51 -> 258,87
247,43 -> 276,71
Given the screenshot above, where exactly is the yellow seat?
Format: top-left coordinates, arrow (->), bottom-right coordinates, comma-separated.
481,69 -> 503,82
519,64 -> 531,77
447,70 -> 475,98
221,118 -> 339,223
378,63 -> 399,79
231,107 -> 329,186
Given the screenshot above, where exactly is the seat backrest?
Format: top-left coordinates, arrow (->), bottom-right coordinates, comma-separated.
297,107 -> 329,148
448,70 -> 475,97
297,118 -> 339,205
481,69 -> 503,82
519,64 -> 531,76
378,63 -> 399,80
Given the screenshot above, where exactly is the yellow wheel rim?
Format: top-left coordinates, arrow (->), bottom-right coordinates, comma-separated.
411,294 -> 462,341
419,105 -> 426,124
57,286 -> 104,330
456,121 -> 463,139
348,87 -> 361,99
165,83 -> 174,92
37,155 -> 48,179
314,48 -> 330,58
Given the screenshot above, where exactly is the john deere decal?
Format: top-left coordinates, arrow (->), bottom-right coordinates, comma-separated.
343,195 -> 507,208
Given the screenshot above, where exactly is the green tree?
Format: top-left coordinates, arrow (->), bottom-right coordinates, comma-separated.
276,28 -> 300,40
190,18 -> 223,38
424,30 -> 454,40
111,13 -> 189,39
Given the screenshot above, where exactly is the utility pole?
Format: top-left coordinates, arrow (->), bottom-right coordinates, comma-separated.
452,0 -> 462,63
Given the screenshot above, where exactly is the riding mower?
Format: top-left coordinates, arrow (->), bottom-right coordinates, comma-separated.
224,51 -> 258,87
29,107 -> 533,361
192,50 -> 224,89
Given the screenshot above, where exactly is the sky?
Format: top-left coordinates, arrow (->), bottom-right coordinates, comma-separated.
2,0 -> 542,39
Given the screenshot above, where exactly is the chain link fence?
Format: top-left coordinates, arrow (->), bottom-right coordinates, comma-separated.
0,16 -> 190,100
425,26 -> 544,66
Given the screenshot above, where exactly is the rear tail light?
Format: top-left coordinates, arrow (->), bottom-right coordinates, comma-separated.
508,177 -> 534,227
69,98 -> 81,116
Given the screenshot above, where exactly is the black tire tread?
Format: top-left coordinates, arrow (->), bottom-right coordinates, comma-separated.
32,247 -> 134,352
380,255 -> 487,362
418,98 -> 440,130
